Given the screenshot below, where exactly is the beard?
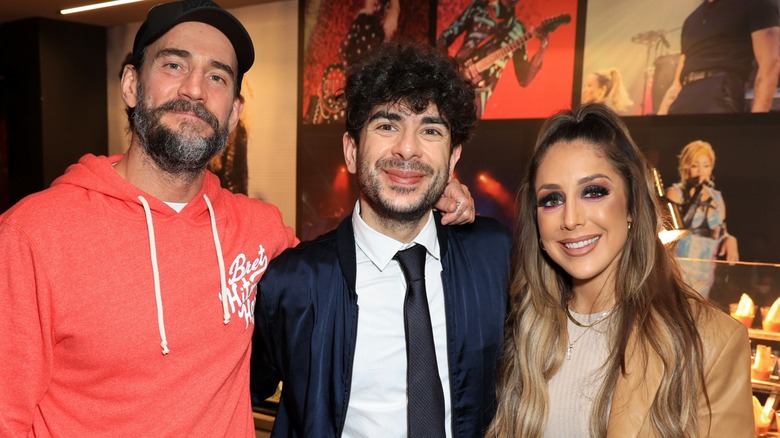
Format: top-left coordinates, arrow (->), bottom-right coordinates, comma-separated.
358,157 -> 449,224
132,83 -> 231,177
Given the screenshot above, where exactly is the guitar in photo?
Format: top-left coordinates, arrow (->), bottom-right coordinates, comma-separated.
437,0 -> 571,117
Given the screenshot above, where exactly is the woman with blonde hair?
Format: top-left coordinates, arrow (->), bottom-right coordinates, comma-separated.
488,104 -> 752,437
666,140 -> 738,298
581,68 -> 634,114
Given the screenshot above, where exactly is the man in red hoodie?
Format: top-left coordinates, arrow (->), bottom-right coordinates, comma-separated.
0,1 -> 474,436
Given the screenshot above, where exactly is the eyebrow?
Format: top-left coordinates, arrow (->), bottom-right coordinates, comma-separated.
367,110 -> 451,130
536,173 -> 613,193
154,48 -> 235,78
421,115 -> 450,130
368,109 -> 402,123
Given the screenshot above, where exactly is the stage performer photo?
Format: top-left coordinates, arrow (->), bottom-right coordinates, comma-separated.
658,0 -> 780,114
339,0 -> 400,67
581,68 -> 634,114
666,140 -> 739,299
437,0 -> 569,118
303,0 -> 407,125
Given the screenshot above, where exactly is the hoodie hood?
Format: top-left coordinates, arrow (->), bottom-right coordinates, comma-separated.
52,153 -> 224,223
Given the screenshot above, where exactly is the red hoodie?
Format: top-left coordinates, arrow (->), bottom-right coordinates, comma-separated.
0,154 -> 297,436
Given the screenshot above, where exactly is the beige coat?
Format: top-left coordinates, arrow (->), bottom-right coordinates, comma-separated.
607,305 -> 754,437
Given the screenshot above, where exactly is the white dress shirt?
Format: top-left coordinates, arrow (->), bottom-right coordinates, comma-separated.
342,201 -> 452,438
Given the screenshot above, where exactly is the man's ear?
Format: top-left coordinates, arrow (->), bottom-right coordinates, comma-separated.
448,144 -> 462,181
343,132 -> 358,174
120,64 -> 139,109
228,95 -> 245,132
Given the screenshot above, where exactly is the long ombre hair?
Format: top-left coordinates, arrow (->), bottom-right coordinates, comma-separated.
488,104 -> 709,437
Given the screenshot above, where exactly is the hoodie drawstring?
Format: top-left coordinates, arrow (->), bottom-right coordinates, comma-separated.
139,195 -> 170,355
203,194 -> 231,325
139,194 -> 231,356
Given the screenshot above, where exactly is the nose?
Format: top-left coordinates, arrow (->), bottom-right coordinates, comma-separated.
178,71 -> 205,102
392,129 -> 422,161
561,198 -> 584,230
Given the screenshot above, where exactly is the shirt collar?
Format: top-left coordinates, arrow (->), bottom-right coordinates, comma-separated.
352,200 -> 440,271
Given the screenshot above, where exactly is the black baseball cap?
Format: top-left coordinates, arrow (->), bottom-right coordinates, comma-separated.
131,0 -> 255,77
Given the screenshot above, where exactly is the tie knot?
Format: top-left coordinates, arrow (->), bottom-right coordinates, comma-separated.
394,244 -> 427,283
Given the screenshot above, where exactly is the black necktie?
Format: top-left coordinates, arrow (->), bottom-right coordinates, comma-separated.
394,245 -> 446,438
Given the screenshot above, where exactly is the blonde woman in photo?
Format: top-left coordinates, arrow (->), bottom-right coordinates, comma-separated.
581,68 -> 634,114
666,140 -> 738,299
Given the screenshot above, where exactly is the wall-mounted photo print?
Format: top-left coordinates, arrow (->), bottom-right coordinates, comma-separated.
437,0 -> 578,120
582,0 -> 780,116
300,0 -> 431,125
629,117 -> 780,310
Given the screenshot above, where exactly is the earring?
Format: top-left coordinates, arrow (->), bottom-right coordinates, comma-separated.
627,221 -> 633,231
540,237 -> 546,252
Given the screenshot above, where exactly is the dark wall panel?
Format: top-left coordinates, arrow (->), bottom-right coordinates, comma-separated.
0,18 -> 107,208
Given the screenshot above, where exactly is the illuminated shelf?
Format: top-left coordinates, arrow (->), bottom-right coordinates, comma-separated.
749,329 -> 780,342
750,329 -> 780,411
753,378 -> 780,393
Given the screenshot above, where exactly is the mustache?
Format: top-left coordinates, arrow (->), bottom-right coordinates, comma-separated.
375,158 -> 434,175
154,99 -> 220,131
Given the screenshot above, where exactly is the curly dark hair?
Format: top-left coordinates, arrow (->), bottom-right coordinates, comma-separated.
344,41 -> 477,147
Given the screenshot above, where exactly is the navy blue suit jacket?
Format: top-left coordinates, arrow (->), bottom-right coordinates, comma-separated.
252,213 -> 512,437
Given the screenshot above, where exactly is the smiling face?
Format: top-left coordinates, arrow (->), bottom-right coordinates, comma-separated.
534,140 -> 630,295
121,21 -> 243,175
343,102 -> 461,236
